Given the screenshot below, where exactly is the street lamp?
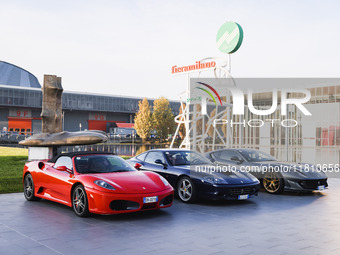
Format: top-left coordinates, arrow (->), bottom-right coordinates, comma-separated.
79,123 -> 82,131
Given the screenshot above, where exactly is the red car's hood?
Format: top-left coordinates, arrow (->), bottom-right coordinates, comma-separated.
89,171 -> 169,194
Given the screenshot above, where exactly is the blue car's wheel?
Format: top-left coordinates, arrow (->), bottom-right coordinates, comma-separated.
177,176 -> 196,203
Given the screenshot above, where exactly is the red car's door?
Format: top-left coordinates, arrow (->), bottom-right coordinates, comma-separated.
43,166 -> 73,203
40,156 -> 74,204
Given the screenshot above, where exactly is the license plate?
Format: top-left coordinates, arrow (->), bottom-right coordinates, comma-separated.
238,194 -> 249,200
143,196 -> 158,203
317,185 -> 325,191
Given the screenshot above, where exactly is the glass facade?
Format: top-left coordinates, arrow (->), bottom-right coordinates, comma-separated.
187,80 -> 340,164
0,86 -> 180,115
0,87 -> 41,108
250,86 -> 340,148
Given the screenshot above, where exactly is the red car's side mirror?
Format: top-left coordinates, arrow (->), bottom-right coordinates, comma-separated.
135,163 -> 142,170
56,166 -> 72,174
56,166 -> 67,171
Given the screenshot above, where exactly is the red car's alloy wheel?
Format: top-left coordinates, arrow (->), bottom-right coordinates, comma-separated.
72,185 -> 90,217
24,174 -> 40,201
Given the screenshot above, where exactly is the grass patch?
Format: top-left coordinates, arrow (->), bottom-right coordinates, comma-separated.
0,155 -> 27,194
0,146 -> 28,193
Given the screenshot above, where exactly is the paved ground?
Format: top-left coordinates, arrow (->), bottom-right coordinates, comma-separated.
1,180 -> 340,255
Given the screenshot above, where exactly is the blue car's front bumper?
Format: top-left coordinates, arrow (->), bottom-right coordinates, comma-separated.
194,182 -> 261,200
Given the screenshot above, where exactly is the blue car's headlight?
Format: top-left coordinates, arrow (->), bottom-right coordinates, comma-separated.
203,176 -> 228,185
248,174 -> 259,182
94,180 -> 116,190
159,175 -> 169,186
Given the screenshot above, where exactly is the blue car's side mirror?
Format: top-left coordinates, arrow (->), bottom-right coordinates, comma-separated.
155,159 -> 167,169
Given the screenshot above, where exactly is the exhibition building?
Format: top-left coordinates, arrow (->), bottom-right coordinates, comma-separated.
0,61 -> 180,136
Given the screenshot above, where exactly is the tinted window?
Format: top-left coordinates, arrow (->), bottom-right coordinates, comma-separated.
164,151 -> 211,166
145,151 -> 165,165
210,152 -> 220,161
136,152 -> 147,161
238,150 -> 276,162
216,150 -> 242,161
54,156 -> 73,170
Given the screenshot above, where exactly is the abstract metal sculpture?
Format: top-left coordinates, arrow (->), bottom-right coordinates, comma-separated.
20,130 -> 108,147
20,75 -> 108,159
41,75 -> 63,133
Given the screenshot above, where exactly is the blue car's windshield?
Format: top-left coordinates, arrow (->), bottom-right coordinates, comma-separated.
165,151 -> 211,166
74,155 -> 136,174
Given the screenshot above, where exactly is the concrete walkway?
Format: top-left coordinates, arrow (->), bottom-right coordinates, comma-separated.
1,180 -> 340,255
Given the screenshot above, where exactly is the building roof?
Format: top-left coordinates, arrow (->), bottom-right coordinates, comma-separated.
0,61 -> 41,88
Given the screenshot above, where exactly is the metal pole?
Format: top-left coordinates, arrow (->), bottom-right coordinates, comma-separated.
186,73 -> 190,149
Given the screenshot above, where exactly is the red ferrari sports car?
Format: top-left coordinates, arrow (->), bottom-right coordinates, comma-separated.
23,151 -> 174,217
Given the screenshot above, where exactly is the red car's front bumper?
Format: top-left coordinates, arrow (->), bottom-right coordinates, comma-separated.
85,186 -> 174,215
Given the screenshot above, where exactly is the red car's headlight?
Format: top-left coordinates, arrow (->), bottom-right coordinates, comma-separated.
94,180 -> 116,190
159,175 -> 169,186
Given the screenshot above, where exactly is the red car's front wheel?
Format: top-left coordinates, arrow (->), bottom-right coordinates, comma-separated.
24,174 -> 40,201
72,185 -> 90,217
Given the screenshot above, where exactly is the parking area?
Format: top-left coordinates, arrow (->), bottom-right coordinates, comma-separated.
1,180 -> 340,255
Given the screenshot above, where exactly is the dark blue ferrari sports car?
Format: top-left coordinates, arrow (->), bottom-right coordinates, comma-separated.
128,149 -> 260,203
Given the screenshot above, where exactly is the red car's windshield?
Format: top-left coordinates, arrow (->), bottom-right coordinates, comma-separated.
74,155 -> 136,174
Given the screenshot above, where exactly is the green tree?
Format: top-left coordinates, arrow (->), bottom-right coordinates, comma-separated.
152,97 -> 175,141
134,98 -> 152,142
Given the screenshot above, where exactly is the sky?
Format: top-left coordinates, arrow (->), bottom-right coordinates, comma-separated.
0,0 -> 340,100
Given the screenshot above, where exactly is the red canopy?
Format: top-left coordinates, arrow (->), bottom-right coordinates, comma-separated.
116,123 -> 134,128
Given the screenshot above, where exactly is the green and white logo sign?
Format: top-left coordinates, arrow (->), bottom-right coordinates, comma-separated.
216,21 -> 243,54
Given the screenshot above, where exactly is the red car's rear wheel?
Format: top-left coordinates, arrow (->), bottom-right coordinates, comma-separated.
72,185 -> 90,217
24,174 -> 40,201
